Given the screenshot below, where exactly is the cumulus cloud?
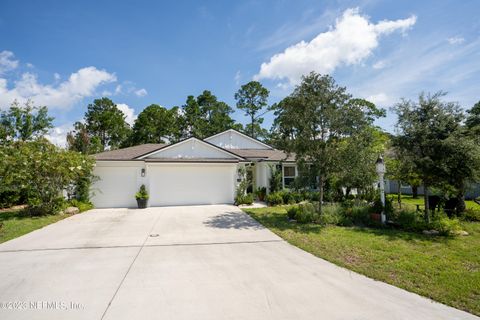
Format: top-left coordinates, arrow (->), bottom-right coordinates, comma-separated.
0,51 -> 19,74
254,8 -> 416,84
117,103 -> 137,126
45,122 -> 74,148
366,93 -> 390,105
134,88 -> 148,97
0,66 -> 116,109
447,36 -> 465,45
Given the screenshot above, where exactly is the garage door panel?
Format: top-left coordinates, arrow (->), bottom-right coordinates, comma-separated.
92,166 -> 139,208
148,165 -> 235,206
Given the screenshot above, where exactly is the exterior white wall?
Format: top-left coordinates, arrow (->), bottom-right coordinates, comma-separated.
147,139 -> 236,159
91,161 -> 146,208
255,162 -> 271,191
147,163 -> 237,206
205,130 -> 270,149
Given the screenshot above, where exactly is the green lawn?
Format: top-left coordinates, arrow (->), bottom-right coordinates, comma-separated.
388,194 -> 480,210
0,209 -> 73,244
243,206 -> 480,316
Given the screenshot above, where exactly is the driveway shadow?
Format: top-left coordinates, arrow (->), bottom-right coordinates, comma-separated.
203,212 -> 265,230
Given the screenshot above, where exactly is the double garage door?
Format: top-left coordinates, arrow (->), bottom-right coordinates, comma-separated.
92,163 -> 236,208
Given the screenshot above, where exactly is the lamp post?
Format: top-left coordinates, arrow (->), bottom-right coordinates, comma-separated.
375,155 -> 386,224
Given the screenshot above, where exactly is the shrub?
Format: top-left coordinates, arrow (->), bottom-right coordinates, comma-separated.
255,187 -> 267,201
265,192 -> 283,206
342,205 -> 371,226
431,216 -> 461,236
135,185 -> 149,200
235,193 -> 254,205
287,206 -> 300,220
295,203 -> 317,223
69,199 -> 94,212
269,166 -> 282,193
291,192 -> 304,203
463,209 -> 480,222
394,209 -> 422,231
280,191 -> 296,204
318,204 -> 346,225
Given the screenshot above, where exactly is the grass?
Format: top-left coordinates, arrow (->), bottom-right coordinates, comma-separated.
388,194 -> 480,210
243,206 -> 480,316
0,208 -> 74,244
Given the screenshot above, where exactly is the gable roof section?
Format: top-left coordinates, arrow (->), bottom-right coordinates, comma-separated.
137,137 -> 245,161
94,144 -> 166,160
229,149 -> 296,162
204,129 -> 273,150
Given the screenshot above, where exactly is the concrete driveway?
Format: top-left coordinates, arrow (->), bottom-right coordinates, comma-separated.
0,205 -> 477,320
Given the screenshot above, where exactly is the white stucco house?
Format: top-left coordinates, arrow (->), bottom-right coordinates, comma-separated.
92,129 -> 296,208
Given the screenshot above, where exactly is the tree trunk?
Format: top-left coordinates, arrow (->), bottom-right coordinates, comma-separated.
397,180 -> 402,209
424,183 -> 430,224
456,182 -> 466,214
412,185 -> 418,199
318,175 -> 324,214
345,186 -> 351,197
251,115 -> 255,138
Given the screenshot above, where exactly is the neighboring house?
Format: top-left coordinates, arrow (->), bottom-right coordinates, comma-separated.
92,129 -> 296,207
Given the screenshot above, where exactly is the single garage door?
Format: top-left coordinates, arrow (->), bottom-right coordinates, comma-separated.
148,164 -> 236,206
91,165 -> 140,208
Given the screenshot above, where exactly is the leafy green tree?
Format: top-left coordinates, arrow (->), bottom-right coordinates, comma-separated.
0,100 -> 53,143
336,126 -> 389,195
83,98 -> 131,150
66,122 -> 103,154
129,104 -> 178,144
235,81 -> 269,138
273,73 -> 384,213
393,92 -> 467,221
244,120 -> 269,141
179,90 -> 237,139
0,139 -> 95,214
466,101 -> 480,142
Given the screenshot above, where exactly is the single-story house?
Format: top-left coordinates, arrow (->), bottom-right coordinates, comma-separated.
92,129 -> 296,207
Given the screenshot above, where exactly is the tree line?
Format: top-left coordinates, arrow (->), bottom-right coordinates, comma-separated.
67,81 -> 271,154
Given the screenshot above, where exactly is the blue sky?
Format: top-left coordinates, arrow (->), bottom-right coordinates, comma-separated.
1,0 -> 479,145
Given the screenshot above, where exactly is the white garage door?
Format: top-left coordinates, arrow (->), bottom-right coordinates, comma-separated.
148,164 -> 236,206
91,165 -> 140,208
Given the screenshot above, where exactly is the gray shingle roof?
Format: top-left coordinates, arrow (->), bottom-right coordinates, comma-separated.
94,144 -> 295,162
94,144 -> 166,160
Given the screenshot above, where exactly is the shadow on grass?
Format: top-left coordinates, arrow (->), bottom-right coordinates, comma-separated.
348,226 -> 452,243
0,209 -> 51,222
244,208 -> 453,243
245,210 -> 324,234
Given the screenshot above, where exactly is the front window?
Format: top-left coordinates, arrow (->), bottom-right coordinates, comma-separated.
283,165 -> 296,188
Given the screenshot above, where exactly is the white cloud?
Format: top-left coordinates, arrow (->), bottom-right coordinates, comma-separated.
53,72 -> 61,81
45,122 -> 73,148
366,93 -> 390,105
117,103 -> 137,126
447,36 -> 465,45
0,51 -> 19,74
254,8 -> 416,84
134,88 -> 148,97
0,66 -> 116,109
372,60 -> 387,69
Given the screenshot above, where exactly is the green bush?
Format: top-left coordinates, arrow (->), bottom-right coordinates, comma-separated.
295,203 -> 317,223
265,192 -> 283,206
287,206 -> 300,220
69,199 -> 94,212
235,193 -> 254,205
463,209 -> 480,222
318,204 -> 346,225
279,191 -> 296,204
291,192 -> 304,203
342,205 -> 371,226
135,185 -> 149,200
431,216 -> 461,236
394,209 -> 423,231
